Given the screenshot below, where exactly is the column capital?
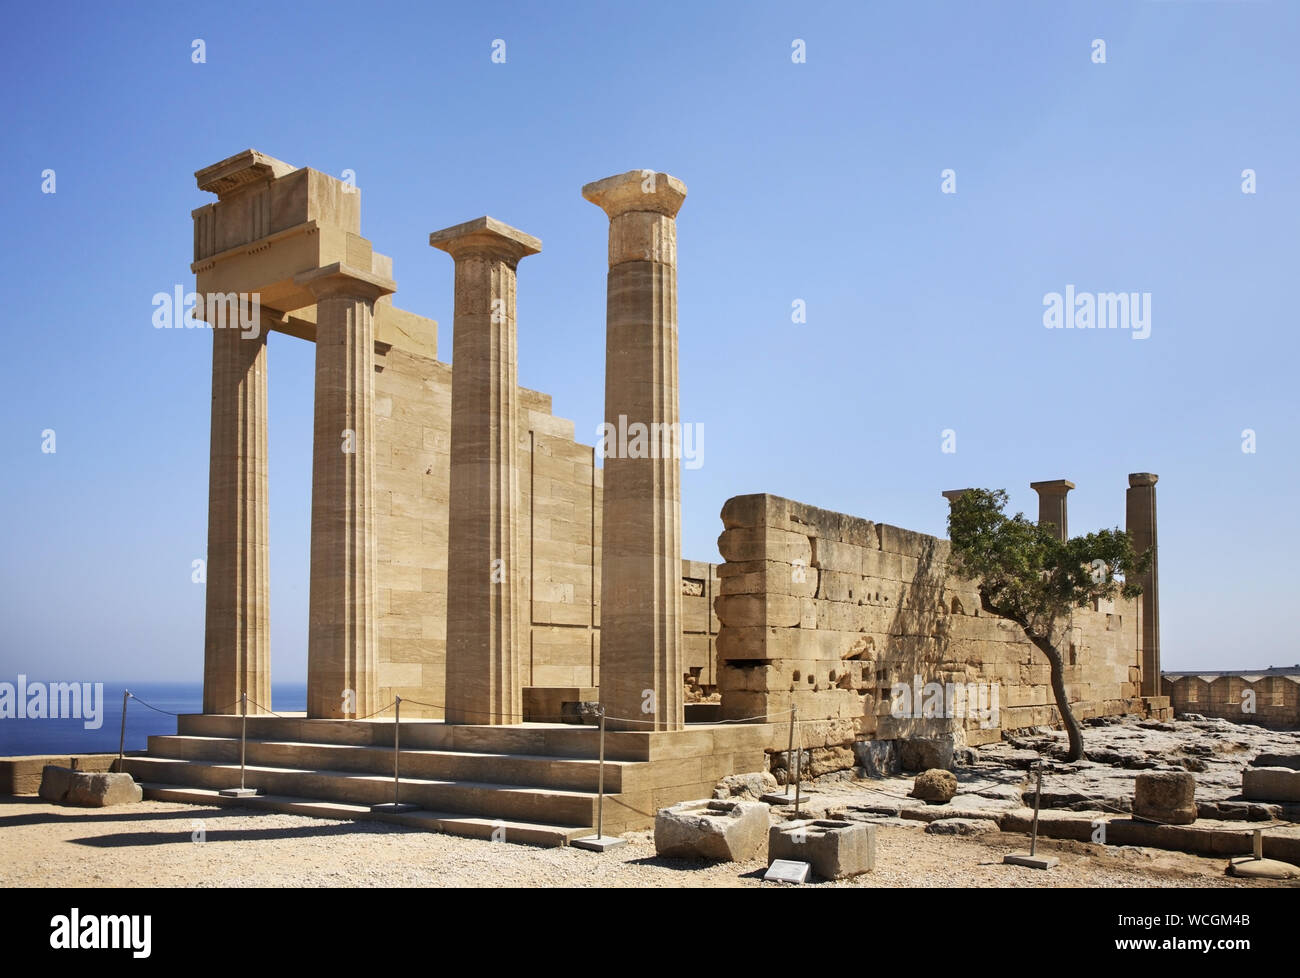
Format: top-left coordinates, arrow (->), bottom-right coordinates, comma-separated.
1128,472 -> 1158,488
294,262 -> 395,302
942,488 -> 975,503
1030,479 -> 1075,495
429,216 -> 541,265
582,170 -> 687,220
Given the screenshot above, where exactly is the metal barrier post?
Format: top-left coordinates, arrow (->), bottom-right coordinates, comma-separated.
785,706 -> 795,797
220,692 -> 259,798
596,704 -> 606,839
393,695 -> 402,806
371,697 -> 417,813
572,702 -> 625,852
1030,760 -> 1043,856
1002,757 -> 1058,869
793,704 -> 802,817
116,690 -> 129,773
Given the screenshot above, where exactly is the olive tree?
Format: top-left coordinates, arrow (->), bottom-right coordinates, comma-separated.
946,489 -> 1151,761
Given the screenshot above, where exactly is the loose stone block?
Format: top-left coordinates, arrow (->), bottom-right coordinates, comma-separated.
1133,771 -> 1197,824
768,819 -> 875,880
65,772 -> 143,807
911,768 -> 958,803
1253,753 -> 1300,771
654,799 -> 769,862
1242,767 -> 1300,803
38,765 -> 76,802
712,772 -> 778,801
41,766 -> 141,807
1227,857 -> 1299,880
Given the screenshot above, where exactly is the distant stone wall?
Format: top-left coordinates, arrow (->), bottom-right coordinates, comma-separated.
1163,674 -> 1300,729
714,494 -> 1162,767
372,331 -> 717,717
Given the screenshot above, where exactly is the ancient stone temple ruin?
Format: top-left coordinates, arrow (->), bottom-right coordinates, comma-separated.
123,150 -> 1169,842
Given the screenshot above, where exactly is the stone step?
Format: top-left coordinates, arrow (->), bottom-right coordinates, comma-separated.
124,757 -> 602,827
177,713 -> 655,761
146,735 -> 632,793
140,784 -> 588,847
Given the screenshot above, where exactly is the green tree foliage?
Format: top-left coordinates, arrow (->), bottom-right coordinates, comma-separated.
947,489 -> 1151,761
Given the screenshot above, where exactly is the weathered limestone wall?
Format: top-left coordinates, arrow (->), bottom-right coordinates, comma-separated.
1163,674 -> 1300,729
371,325 -> 716,717
682,559 -> 722,695
715,494 -> 1154,766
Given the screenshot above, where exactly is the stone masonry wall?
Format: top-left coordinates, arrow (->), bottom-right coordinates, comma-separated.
714,493 -> 1149,768
1163,674 -> 1300,729
371,331 -> 717,718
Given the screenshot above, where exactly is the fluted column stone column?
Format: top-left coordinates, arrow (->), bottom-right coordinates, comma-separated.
298,262 -> 394,719
429,217 -> 540,725
585,169 -> 687,732
203,307 -> 273,714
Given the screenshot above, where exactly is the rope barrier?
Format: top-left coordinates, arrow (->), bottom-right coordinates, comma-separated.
124,693 -> 185,718
351,699 -> 399,721
244,697 -> 290,719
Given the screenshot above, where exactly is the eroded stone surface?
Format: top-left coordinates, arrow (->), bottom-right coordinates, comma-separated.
654,799 -> 769,862
1134,771 -> 1197,825
925,817 -> 999,836
1243,767 -> 1300,803
768,818 -> 875,879
40,766 -> 141,807
911,769 -> 958,803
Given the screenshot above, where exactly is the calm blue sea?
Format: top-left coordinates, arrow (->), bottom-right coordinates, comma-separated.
0,682 -> 307,756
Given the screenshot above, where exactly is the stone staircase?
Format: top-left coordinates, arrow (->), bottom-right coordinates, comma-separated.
123,713 -> 775,847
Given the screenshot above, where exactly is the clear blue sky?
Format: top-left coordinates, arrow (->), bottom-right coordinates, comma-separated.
0,1 -> 1295,683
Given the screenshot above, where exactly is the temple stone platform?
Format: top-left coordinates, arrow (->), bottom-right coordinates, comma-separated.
123,714 -> 776,847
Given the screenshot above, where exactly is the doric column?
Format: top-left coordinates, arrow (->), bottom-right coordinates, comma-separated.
296,262 -> 395,719
584,169 -> 687,732
941,488 -> 974,507
1031,479 -> 1075,541
203,309 -> 272,714
429,218 -> 541,725
1127,473 -> 1160,697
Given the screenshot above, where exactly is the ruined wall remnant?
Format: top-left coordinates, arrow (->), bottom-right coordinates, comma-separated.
714,493 -> 1168,773
1163,672 -> 1300,729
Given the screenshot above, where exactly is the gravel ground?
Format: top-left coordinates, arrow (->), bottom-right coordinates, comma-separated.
0,797 -> 1288,888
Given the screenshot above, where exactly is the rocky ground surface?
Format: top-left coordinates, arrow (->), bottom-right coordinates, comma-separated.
977,714 -> 1300,815
0,796 -> 1285,888
2,715 -> 1295,888
802,714 -> 1300,821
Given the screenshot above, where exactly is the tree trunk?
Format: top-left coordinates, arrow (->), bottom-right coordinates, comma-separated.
1025,631 -> 1085,762
979,591 -> 1085,762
